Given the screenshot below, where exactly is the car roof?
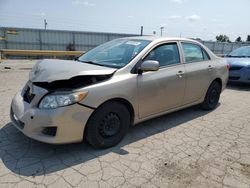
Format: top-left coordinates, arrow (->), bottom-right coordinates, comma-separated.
122,36 -> 218,59
123,36 -> 199,43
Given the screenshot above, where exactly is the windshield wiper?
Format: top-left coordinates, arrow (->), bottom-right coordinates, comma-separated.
226,55 -> 237,57
76,59 -> 93,64
238,55 -> 250,58
77,59 -> 109,67
227,55 -> 250,58
76,59 -> 120,68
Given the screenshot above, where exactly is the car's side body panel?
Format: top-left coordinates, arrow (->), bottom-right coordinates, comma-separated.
137,64 -> 186,118
182,61 -> 214,104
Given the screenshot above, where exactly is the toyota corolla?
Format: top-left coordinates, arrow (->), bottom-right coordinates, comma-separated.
10,37 -> 228,148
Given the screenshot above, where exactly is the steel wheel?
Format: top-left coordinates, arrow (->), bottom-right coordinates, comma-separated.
85,101 -> 130,148
98,112 -> 121,137
201,81 -> 221,110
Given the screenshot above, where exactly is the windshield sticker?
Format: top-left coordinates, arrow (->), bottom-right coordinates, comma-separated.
125,41 -> 141,46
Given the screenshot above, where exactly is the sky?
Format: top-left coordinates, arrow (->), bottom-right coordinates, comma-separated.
0,0 -> 249,41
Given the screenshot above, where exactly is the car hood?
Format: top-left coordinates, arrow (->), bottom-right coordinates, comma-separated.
29,59 -> 117,83
225,57 -> 250,67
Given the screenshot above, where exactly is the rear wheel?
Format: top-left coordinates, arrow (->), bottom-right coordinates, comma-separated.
85,101 -> 130,149
201,81 -> 221,110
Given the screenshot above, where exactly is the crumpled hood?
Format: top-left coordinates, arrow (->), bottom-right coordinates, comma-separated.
29,59 -> 117,83
225,57 -> 250,67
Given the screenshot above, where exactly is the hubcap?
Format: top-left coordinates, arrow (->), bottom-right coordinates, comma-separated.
99,113 -> 121,137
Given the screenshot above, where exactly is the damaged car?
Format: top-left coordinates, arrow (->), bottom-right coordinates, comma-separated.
10,37 -> 228,148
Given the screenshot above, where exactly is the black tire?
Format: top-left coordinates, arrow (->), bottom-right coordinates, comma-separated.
85,101 -> 130,149
201,81 -> 221,110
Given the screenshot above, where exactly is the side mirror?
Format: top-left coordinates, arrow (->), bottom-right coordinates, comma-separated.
140,60 -> 159,72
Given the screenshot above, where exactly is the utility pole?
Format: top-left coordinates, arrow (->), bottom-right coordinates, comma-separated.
44,19 -> 48,30
140,26 -> 143,36
160,26 -> 164,37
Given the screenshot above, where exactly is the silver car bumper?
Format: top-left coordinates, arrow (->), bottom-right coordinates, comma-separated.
229,67 -> 250,83
10,91 -> 94,144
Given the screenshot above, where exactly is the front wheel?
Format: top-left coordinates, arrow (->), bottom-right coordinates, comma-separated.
85,101 -> 130,149
201,81 -> 221,110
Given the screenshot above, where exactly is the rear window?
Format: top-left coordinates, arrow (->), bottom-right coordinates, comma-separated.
182,42 -> 210,63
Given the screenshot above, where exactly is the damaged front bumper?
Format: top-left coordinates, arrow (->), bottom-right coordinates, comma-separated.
10,83 -> 94,144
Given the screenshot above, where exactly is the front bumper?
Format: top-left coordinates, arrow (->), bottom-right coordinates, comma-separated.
10,90 -> 94,144
229,67 -> 250,83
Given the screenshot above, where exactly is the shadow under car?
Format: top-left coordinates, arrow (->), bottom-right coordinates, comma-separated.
0,104 -> 214,176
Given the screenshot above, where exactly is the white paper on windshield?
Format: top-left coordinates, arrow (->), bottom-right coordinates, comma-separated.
125,41 -> 141,46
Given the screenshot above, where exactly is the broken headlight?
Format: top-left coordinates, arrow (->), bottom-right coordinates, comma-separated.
39,92 -> 88,109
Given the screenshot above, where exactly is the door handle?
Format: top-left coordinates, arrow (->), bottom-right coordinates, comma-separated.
176,71 -> 184,77
208,65 -> 213,71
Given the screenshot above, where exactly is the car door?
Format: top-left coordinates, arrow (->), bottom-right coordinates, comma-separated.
137,42 -> 186,118
180,42 -> 213,104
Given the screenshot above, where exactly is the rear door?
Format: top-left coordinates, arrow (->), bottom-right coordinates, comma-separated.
137,42 -> 186,118
180,42 -> 214,104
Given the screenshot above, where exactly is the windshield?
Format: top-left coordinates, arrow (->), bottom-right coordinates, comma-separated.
78,39 -> 151,68
228,46 -> 250,57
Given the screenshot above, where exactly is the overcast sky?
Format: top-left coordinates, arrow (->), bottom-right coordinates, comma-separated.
0,0 -> 249,41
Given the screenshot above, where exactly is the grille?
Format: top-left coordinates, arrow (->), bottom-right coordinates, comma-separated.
229,66 -> 243,71
23,87 -> 35,103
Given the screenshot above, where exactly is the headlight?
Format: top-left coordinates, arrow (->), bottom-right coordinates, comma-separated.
39,92 -> 88,109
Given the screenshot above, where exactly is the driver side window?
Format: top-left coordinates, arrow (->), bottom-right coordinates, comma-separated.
144,43 -> 181,67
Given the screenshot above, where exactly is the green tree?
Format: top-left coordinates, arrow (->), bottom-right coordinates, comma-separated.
235,36 -> 242,42
246,35 -> 250,42
216,35 -> 231,42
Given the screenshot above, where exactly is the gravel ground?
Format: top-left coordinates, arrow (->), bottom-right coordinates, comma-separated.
0,60 -> 250,188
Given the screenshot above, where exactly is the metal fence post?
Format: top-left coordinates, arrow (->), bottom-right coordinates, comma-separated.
73,32 -> 75,50
231,43 -> 234,52
222,43 -> 225,54
3,28 -> 7,49
39,30 -> 42,50
213,42 -> 216,54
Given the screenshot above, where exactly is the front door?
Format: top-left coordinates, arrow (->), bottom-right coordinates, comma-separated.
137,42 -> 186,118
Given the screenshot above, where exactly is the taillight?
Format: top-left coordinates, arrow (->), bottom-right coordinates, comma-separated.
226,64 -> 231,70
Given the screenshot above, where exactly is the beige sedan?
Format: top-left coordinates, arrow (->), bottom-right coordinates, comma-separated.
10,37 -> 228,148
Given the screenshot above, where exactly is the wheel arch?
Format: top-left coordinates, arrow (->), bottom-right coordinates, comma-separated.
83,97 -> 135,140
212,78 -> 222,92
201,77 -> 222,103
100,98 -> 135,125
